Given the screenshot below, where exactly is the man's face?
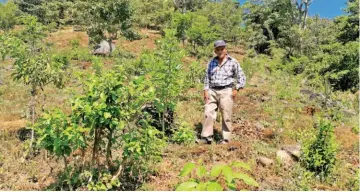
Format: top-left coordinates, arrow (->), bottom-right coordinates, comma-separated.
214,46 -> 227,59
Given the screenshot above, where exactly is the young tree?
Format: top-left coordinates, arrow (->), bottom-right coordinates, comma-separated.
0,16 -> 69,154
81,0 -> 137,53
0,1 -> 20,32
142,30 -> 185,132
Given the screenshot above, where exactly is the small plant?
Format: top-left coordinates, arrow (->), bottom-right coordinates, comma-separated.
171,122 -> 196,145
87,172 -> 121,191
301,119 -> 337,178
176,160 -> 259,191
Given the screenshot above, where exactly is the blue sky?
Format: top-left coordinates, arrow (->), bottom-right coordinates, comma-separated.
239,0 -> 348,18
308,0 -> 348,18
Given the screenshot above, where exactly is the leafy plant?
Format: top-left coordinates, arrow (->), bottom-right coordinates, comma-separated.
301,119 -> 337,178
171,122 -> 196,145
176,161 -> 259,191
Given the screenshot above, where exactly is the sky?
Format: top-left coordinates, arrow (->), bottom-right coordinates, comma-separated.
238,0 -> 348,19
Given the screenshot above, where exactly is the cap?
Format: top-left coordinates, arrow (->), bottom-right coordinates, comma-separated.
214,40 -> 226,48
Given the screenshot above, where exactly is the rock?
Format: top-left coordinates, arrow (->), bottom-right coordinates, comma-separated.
93,40 -> 116,56
309,93 -> 325,101
260,96 -> 271,102
342,109 -> 357,117
276,150 -> 294,166
254,122 -> 264,131
281,145 -> 301,160
257,156 -> 274,167
300,89 -> 313,95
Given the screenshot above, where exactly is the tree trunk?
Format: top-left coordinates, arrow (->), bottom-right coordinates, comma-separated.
29,86 -> 36,156
92,128 -> 100,166
106,129 -> 114,169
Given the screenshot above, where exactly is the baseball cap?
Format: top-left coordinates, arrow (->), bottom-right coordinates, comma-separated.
214,40 -> 226,48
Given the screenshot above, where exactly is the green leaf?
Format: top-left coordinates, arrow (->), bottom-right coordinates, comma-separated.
196,165 -> 207,178
104,112 -> 111,119
179,162 -> 195,177
232,161 -> 251,171
206,181 -> 223,191
210,164 -> 225,177
195,182 -> 207,191
176,181 -> 198,191
222,165 -> 233,183
233,173 -> 259,187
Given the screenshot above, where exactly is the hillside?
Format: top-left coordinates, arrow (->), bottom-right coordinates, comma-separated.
0,0 -> 359,191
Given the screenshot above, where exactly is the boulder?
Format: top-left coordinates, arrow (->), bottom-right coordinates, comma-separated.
260,96 -> 271,102
281,144 -> 301,160
93,40 -> 116,56
257,156 -> 274,167
276,150 -> 294,166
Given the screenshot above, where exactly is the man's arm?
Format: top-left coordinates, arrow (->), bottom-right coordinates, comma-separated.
204,62 -> 210,103
234,61 -> 246,90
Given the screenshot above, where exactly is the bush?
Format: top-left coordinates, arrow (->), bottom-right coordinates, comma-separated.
301,119 -> 337,178
176,161 -> 259,191
171,122 -> 196,145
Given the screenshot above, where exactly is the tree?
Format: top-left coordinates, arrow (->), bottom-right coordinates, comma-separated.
141,30 -> 185,132
335,0 -> 359,43
14,0 -> 76,26
294,0 -> 313,29
81,0 -> 136,53
0,16 -> 69,155
0,1 -> 20,32
131,0 -> 174,29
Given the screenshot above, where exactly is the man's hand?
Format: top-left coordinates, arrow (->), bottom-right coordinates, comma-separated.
232,89 -> 238,101
204,90 -> 209,104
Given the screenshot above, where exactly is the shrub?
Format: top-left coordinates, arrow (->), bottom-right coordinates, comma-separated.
176,161 -> 259,191
301,119 -> 337,178
171,122 -> 196,145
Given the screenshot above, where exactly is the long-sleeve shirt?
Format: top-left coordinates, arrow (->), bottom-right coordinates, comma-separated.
204,55 -> 246,90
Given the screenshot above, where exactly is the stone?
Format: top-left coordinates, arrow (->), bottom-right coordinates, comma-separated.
276,150 -> 294,166
300,89 -> 313,95
93,40 -> 116,56
254,122 -> 264,131
342,109 -> 357,117
309,93 -> 325,101
281,144 -> 301,160
257,156 -> 274,167
260,96 -> 271,102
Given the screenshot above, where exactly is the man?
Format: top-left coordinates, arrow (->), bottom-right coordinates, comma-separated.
198,40 -> 246,144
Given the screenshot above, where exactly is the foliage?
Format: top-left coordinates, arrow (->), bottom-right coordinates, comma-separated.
141,30 -> 185,132
176,161 -> 259,191
81,0 -> 135,50
87,172 -> 121,191
185,61 -> 206,88
301,119 -> 337,178
0,1 -> 20,32
131,0 -> 174,29
121,121 -> 166,185
34,110 -> 87,163
171,122 -> 196,145
71,67 -> 155,166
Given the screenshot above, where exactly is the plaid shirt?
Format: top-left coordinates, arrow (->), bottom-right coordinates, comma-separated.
204,55 -> 246,90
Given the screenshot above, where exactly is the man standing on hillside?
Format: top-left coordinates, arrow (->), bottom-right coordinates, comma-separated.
197,40 -> 246,144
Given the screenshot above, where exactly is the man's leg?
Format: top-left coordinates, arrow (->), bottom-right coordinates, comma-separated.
219,88 -> 233,141
202,89 -> 218,140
